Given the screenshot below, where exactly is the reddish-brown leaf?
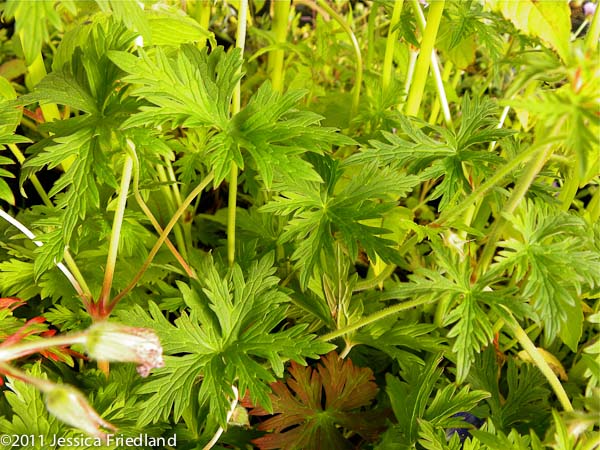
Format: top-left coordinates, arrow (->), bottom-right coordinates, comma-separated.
248,351 -> 381,450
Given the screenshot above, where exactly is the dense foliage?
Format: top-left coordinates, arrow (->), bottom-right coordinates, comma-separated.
0,1 -> 598,449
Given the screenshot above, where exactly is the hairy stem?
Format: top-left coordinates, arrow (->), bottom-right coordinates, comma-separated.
227,0 -> 248,267
107,171 -> 214,312
0,362 -> 56,392
0,333 -> 86,363
320,296 -> 435,342
99,156 -> 133,314
404,0 -> 445,117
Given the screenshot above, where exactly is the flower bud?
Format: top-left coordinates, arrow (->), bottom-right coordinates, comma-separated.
45,384 -> 116,438
85,322 -> 164,377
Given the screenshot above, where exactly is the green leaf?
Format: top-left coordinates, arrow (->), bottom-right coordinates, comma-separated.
3,0 -> 63,65
494,200 -> 600,346
487,0 -> 571,62
264,158 -> 419,287
118,254 -> 333,428
110,45 -> 242,130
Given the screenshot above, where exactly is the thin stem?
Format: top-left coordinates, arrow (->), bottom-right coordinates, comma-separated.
477,122 -> 563,274
585,1 -> 600,51
366,2 -> 378,68
436,134 -> 565,226
0,209 -> 84,297
62,249 -> 93,301
411,0 -> 453,129
156,163 -> 189,261
228,0 -> 248,267
0,333 -> 86,363
0,362 -> 55,392
202,385 -> 239,450
99,156 -> 133,313
404,0 -> 445,117
316,0 -> 363,119
268,0 -> 290,92
107,171 -> 214,312
354,263 -> 396,292
319,296 -> 435,342
129,144 -> 196,278
7,143 -> 53,208
502,313 -> 573,412
382,0 -> 404,91
404,46 -> 418,101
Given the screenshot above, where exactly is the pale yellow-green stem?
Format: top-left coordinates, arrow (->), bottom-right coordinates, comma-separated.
382,0 -> 404,91
99,156 -> 133,312
0,333 -> 86,363
108,171 -> 214,311
316,0 -> 363,119
320,296 -> 435,342
502,311 -> 573,412
128,145 -> 196,279
156,163 -> 189,261
7,143 -> 53,208
404,0 -> 445,117
585,0 -> 600,51
268,0 -> 290,92
228,0 -> 248,267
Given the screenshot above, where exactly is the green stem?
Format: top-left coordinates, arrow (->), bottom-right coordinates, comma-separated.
107,171 -> 214,312
382,0 -> 404,91
436,134 -> 565,226
7,143 -> 53,208
62,250 -> 93,301
0,362 -> 56,392
558,167 -> 580,211
27,54 -> 60,123
411,0 -> 453,129
156,163 -> 188,261
585,0 -> 600,51
316,0 -> 363,119
268,0 -> 290,92
502,314 -> 573,412
0,333 -> 86,363
354,263 -> 396,292
319,296 -> 435,342
0,209 -> 85,298
404,0 -> 445,117
128,143 -> 196,278
366,3 -> 378,68
99,156 -> 133,314
477,122 -> 563,274
587,186 -> 599,223
228,0 -> 248,267
194,0 -> 212,36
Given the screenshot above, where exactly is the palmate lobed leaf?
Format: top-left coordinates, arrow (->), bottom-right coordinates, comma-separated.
264,159 -> 419,287
494,200 -> 600,348
118,254 -> 333,428
248,351 -> 381,450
